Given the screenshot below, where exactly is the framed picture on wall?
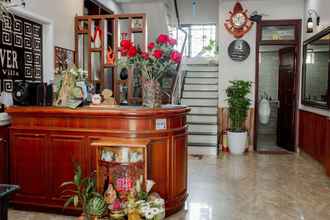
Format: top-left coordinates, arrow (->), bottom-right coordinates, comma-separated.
54,46 -> 75,75
0,14 -> 43,93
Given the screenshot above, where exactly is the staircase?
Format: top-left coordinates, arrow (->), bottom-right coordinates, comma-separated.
181,63 -> 219,155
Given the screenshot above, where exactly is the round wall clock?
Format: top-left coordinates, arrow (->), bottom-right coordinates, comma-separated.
228,40 -> 250,62
224,1 -> 253,38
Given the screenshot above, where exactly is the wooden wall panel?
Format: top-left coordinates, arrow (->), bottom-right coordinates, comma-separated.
299,110 -> 330,176
0,126 -> 9,183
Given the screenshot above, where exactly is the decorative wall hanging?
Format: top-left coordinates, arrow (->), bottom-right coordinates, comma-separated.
228,40 -> 250,62
0,14 -> 43,93
54,46 -> 75,75
224,1 -> 253,38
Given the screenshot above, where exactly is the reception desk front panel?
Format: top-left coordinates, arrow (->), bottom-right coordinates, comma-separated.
6,106 -> 190,216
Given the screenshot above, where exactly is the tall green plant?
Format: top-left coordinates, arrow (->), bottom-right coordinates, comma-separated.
226,80 -> 252,132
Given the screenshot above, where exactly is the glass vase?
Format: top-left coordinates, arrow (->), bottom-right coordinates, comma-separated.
142,79 -> 161,108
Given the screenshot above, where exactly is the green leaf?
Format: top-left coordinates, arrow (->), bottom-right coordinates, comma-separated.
64,197 -> 74,209
60,181 -> 74,188
73,195 -> 79,207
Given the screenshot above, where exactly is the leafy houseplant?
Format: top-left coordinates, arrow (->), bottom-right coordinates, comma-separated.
60,164 -> 106,220
226,80 -> 252,154
118,34 -> 182,108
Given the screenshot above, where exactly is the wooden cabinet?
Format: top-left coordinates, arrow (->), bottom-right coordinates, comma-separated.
0,126 -> 9,184
7,106 -> 189,216
10,132 -> 49,203
48,135 -> 87,202
299,110 -> 330,176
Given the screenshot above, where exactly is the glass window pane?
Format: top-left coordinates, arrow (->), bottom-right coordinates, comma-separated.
171,24 -> 216,57
262,26 -> 295,41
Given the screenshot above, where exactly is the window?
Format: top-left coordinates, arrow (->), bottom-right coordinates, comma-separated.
170,24 -> 217,57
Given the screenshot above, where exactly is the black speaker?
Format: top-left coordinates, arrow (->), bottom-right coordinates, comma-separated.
13,82 -> 53,106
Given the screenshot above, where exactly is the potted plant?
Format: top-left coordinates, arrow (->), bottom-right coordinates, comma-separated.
117,34 -> 182,108
226,80 -> 252,155
60,164 -> 106,220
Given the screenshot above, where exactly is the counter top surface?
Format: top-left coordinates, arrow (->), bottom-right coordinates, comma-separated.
6,105 -> 190,117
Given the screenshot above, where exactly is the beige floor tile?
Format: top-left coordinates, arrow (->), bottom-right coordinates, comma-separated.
8,153 -> 330,220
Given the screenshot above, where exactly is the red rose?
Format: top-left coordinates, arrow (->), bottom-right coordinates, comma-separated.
153,49 -> 163,59
169,37 -> 177,46
120,39 -> 132,49
127,46 -> 137,57
157,34 -> 169,44
148,42 -> 155,50
170,50 -> 182,64
141,52 -> 149,60
119,47 -> 128,56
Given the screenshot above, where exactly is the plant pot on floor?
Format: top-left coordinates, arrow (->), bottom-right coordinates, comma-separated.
228,130 -> 247,155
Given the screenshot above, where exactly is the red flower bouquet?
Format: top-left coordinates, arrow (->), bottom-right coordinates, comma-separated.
117,34 -> 182,107
118,34 -> 182,81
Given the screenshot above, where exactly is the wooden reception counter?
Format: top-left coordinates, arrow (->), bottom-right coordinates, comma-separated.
6,105 -> 190,215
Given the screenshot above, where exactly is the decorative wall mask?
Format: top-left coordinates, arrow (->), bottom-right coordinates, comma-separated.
224,1 -> 253,38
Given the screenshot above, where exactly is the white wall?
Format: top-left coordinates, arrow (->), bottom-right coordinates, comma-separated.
96,0 -> 123,14
300,0 -> 330,117
177,0 -> 219,25
120,2 -> 168,42
304,0 -> 330,40
218,0 -> 304,107
24,0 -> 83,50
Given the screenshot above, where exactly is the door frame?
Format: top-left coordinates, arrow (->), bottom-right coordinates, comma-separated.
254,19 -> 302,152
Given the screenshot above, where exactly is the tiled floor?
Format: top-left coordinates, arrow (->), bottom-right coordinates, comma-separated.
257,134 -> 288,152
9,153 -> 330,220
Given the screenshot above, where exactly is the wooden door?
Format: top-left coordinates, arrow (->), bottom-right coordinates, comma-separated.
277,47 -> 296,151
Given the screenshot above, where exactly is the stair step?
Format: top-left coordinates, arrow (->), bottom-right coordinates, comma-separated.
189,124 -> 217,133
184,84 -> 218,91
188,146 -> 218,155
185,78 -> 218,84
186,71 -> 218,78
190,106 -> 218,115
188,143 -> 218,148
183,91 -> 218,99
189,122 -> 217,125
188,113 -> 217,117
189,135 -> 218,145
185,65 -> 218,72
181,98 -> 218,107
187,115 -> 217,123
189,131 -> 218,135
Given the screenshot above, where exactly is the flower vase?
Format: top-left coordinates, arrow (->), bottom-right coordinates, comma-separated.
142,79 -> 161,108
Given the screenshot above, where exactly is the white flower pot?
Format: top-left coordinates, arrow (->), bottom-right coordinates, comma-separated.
228,131 -> 247,155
